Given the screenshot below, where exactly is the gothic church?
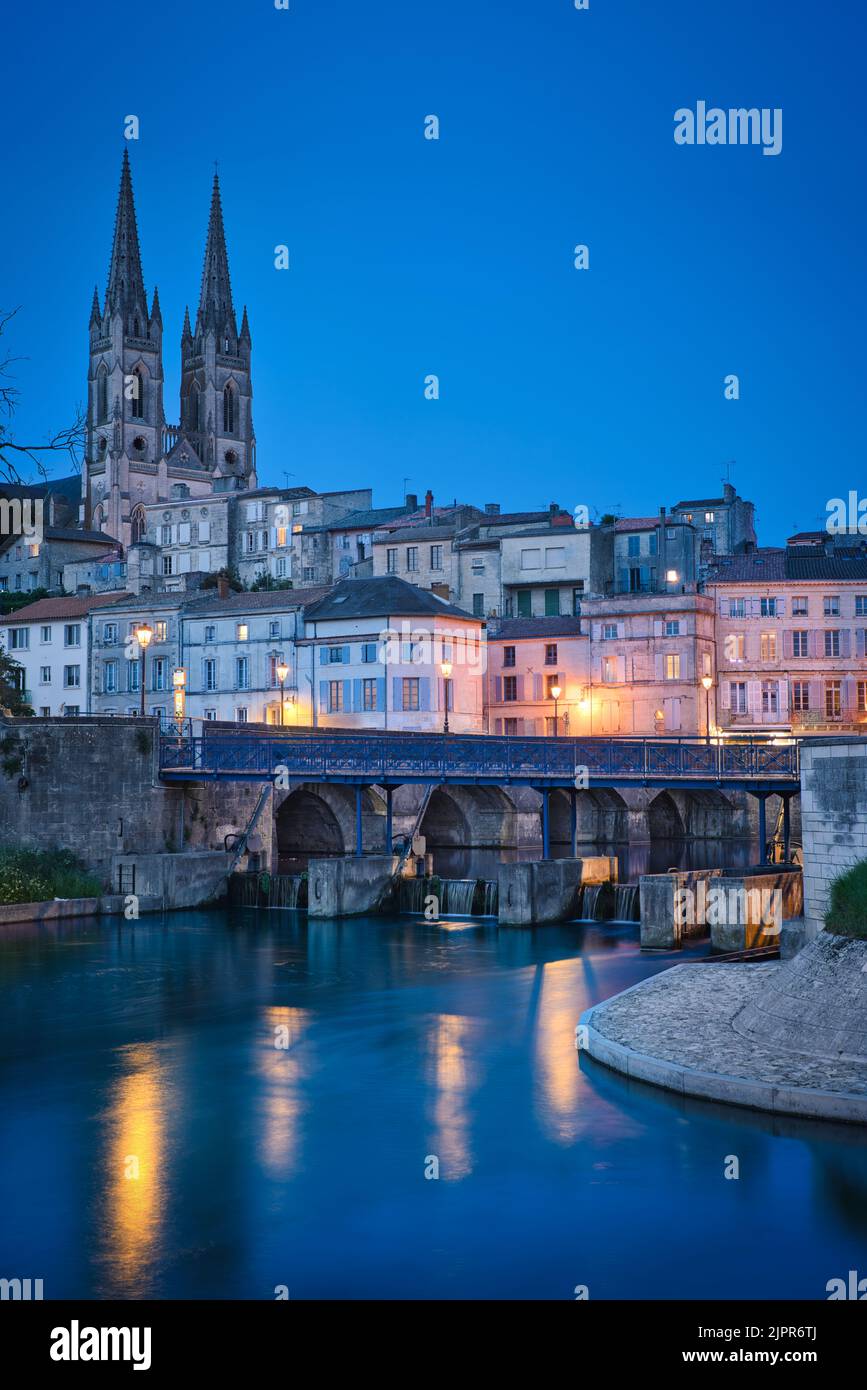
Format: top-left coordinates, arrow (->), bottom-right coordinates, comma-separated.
84,150 -> 257,547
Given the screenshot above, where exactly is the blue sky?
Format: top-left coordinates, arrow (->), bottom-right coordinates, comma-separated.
2,0 -> 864,540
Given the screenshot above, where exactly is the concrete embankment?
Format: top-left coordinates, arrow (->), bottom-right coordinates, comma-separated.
579,930 -> 867,1124
498,857 -> 617,926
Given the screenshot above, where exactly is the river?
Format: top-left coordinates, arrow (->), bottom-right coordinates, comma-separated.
0,906 -> 864,1299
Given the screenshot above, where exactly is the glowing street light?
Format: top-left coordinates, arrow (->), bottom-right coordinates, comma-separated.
550,683 -> 562,738
441,659 -> 452,734
701,673 -> 714,744
276,659 -> 290,726
134,623 -> 153,717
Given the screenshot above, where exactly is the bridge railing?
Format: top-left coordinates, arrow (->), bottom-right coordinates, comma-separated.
158,732 -> 801,783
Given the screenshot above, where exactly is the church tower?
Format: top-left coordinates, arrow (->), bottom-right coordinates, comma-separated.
85,149 -> 165,542
179,174 -> 256,490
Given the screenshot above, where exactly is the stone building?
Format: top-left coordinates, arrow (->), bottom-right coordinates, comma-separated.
708,541 -> 867,734
485,617 -> 588,735
0,592 -> 130,716
301,576 -> 486,733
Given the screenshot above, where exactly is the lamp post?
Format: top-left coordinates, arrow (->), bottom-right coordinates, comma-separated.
134,623 -> 152,717
276,660 -> 289,726
701,674 -> 714,745
550,683 -> 562,738
441,659 -> 452,735
172,666 -> 186,741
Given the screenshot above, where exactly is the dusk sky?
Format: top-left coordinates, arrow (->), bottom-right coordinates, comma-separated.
3,0 -> 864,539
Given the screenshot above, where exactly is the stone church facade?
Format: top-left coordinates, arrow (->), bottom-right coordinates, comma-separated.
84,150 -> 256,548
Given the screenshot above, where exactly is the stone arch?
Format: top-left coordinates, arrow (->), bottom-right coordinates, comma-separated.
274,783 -> 385,869
668,788 -> 737,839
548,787 -> 629,845
648,791 -> 685,839
419,784 -> 519,848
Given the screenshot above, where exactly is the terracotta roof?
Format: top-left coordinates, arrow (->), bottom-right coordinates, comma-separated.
0,593 -> 131,624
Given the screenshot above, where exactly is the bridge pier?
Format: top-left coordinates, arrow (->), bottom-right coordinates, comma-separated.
355,785 -> 364,857
541,790 -> 551,859
569,790 -> 578,858
385,787 -> 393,852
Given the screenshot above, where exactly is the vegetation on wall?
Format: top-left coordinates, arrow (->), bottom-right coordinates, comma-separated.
0,848 -> 102,905
825,860 -> 867,940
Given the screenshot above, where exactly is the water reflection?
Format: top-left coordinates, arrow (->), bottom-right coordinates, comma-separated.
424,1013 -> 477,1181
97,1042 -> 168,1298
257,1007 -> 312,1177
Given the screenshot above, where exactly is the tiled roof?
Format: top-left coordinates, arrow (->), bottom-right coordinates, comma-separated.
373,524 -> 457,543
707,548 -> 867,583
0,593 -> 131,624
304,576 -> 476,622
614,516 -> 661,532
489,617 -> 585,639
323,505 -> 414,531
184,585 -> 334,616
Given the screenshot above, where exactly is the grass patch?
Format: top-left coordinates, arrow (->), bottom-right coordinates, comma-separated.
0,848 -> 102,906
825,859 -> 867,940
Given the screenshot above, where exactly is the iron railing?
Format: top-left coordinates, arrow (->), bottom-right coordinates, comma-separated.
159,731 -> 801,785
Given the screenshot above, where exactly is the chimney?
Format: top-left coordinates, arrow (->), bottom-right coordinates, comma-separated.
549,501 -> 559,518
405,493 -> 418,511
425,489 -> 433,518
217,576 -> 229,599
484,502 -> 500,515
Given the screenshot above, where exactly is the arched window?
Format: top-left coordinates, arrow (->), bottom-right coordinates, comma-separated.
131,367 -> 144,420
133,316 -> 140,337
223,383 -> 236,434
189,381 -> 200,432
96,366 -> 108,422
131,507 -> 146,544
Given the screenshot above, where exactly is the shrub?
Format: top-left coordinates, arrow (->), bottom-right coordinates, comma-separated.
825,860 -> 867,940
0,848 -> 102,905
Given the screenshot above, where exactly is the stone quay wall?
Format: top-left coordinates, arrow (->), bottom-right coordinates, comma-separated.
800,738 -> 867,941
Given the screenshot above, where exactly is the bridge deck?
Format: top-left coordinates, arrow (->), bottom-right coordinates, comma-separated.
159,732 -> 800,793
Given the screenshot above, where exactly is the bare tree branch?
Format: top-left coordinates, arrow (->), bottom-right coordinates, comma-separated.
0,307 -> 85,486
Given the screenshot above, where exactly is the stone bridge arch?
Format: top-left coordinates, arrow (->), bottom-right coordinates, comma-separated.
548,787 -> 630,846
418,784 -> 520,848
274,783 -> 385,868
649,788 -> 739,840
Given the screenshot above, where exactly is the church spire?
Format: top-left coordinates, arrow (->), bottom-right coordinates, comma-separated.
196,171 -> 237,337
106,148 -> 147,318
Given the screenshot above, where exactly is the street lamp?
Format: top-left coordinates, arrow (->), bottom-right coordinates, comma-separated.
701,674 -> 714,745
276,659 -> 290,726
550,683 -> 562,738
134,622 -> 152,717
441,659 -> 452,734
172,666 -> 186,740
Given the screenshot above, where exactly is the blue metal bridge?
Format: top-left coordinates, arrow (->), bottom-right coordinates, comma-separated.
160,731 -> 800,860
160,730 -> 800,791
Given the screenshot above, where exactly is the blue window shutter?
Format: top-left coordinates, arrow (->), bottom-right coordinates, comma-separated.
319,680 -> 329,713
343,679 -> 351,712
342,645 -> 351,665
377,676 -> 386,711
393,676 -> 403,711
321,647 -> 329,665
419,677 -> 430,710
353,678 -> 362,711
494,675 -> 502,701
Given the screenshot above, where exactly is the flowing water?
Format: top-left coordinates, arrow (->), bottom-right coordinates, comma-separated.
0,908 -> 863,1300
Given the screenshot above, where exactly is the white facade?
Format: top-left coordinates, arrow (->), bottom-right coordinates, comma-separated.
0,596 -> 131,717
301,612 -> 485,732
